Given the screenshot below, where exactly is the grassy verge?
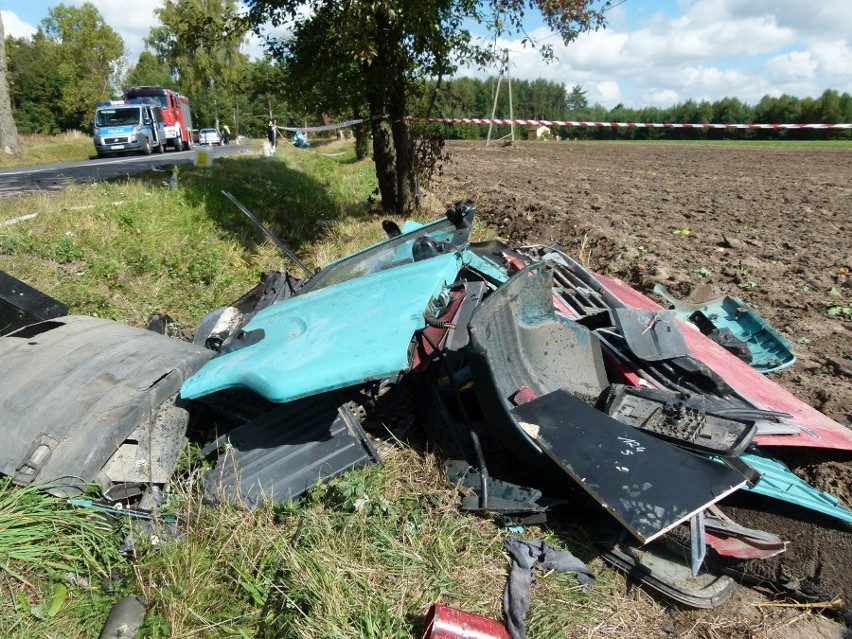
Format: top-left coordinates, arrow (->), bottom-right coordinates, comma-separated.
0,131 -> 96,167
0,139 -> 648,638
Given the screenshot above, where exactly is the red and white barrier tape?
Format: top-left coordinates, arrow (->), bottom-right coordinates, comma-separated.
410,117 -> 852,130
276,118 -> 367,133
276,115 -> 851,132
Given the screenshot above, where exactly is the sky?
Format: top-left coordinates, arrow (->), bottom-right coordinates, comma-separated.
2,0 -> 850,111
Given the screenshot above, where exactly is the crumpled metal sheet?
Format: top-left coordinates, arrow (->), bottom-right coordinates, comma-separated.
0,315 -> 211,496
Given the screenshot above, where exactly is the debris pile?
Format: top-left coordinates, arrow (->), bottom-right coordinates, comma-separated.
1,202 -> 850,634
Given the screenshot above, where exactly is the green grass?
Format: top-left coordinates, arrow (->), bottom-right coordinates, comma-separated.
0,477 -> 125,638
0,131 -> 95,167
0,139 -> 643,638
0,139 -> 381,329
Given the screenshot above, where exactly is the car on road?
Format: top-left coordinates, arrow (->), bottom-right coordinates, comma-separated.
198,128 -> 221,146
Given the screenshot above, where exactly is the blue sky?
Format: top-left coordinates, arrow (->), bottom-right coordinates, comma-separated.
3,1 -> 850,111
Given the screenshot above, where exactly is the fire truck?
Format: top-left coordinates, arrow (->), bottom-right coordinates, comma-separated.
123,86 -> 194,151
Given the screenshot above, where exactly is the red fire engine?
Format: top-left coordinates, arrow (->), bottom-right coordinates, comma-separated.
123,86 -> 194,151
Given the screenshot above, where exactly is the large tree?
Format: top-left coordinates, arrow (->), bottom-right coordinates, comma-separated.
126,51 -> 176,90
5,33 -> 65,134
246,0 -> 609,213
41,3 -> 125,129
146,0 -> 250,130
0,13 -> 23,155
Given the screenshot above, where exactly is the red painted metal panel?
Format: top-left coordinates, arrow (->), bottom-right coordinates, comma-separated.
595,275 -> 852,451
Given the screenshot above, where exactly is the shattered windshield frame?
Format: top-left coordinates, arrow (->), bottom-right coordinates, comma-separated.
297,214 -> 472,295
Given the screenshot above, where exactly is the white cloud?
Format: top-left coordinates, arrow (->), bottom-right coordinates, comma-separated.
459,0 -> 851,110
808,40 -> 852,77
1,11 -> 37,39
587,80 -> 623,107
724,0 -> 852,42
87,1 -> 157,59
640,88 -> 681,107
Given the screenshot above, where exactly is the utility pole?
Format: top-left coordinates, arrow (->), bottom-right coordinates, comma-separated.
486,49 -> 515,146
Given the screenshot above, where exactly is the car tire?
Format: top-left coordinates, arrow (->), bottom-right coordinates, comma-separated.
142,138 -> 152,155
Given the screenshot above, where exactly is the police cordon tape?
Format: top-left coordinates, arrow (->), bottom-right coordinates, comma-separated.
411,117 -> 852,130
277,116 -> 852,133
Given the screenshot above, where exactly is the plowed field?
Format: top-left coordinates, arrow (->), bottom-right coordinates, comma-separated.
430,140 -> 852,635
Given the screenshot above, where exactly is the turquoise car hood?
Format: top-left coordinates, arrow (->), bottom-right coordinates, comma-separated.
181,251 -> 463,403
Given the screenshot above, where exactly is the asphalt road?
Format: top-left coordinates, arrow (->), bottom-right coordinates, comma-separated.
0,143 -> 252,198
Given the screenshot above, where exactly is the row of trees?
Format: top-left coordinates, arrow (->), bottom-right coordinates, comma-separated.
2,1 -> 849,212
3,2 -> 293,138
425,78 -> 852,140
3,0 -> 611,212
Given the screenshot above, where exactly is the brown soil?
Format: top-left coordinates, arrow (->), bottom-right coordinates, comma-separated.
428,140 -> 852,633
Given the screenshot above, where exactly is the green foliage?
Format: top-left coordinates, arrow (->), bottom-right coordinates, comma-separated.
6,3 -> 124,133
826,288 -> 851,318
40,3 -> 125,128
240,57 -> 290,136
146,0 -> 250,132
6,33 -> 65,134
125,51 -> 175,90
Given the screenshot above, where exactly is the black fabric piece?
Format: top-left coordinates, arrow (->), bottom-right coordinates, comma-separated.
502,536 -> 595,639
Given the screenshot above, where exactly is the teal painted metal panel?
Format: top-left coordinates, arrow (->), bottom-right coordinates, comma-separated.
181,252 -> 463,403
741,452 -> 852,523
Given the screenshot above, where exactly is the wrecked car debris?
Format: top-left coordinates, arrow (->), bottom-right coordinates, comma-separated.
181,251 -> 465,402
603,385 -> 758,457
503,536 -> 595,639
509,388 -> 746,543
1,200 -> 850,623
200,391 -> 379,508
653,283 -> 796,373
181,209 -> 478,402
600,532 -> 738,609
0,315 -> 211,496
0,269 -> 68,336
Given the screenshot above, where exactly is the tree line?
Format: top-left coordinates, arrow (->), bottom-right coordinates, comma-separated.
7,4 -> 850,142
2,1 -> 849,213
425,78 -> 852,141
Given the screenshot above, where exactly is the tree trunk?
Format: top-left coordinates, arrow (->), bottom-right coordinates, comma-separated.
388,83 -> 417,214
0,14 -> 23,156
370,116 -> 397,212
352,107 -> 370,161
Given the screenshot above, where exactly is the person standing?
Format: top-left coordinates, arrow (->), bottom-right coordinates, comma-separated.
267,119 -> 278,154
